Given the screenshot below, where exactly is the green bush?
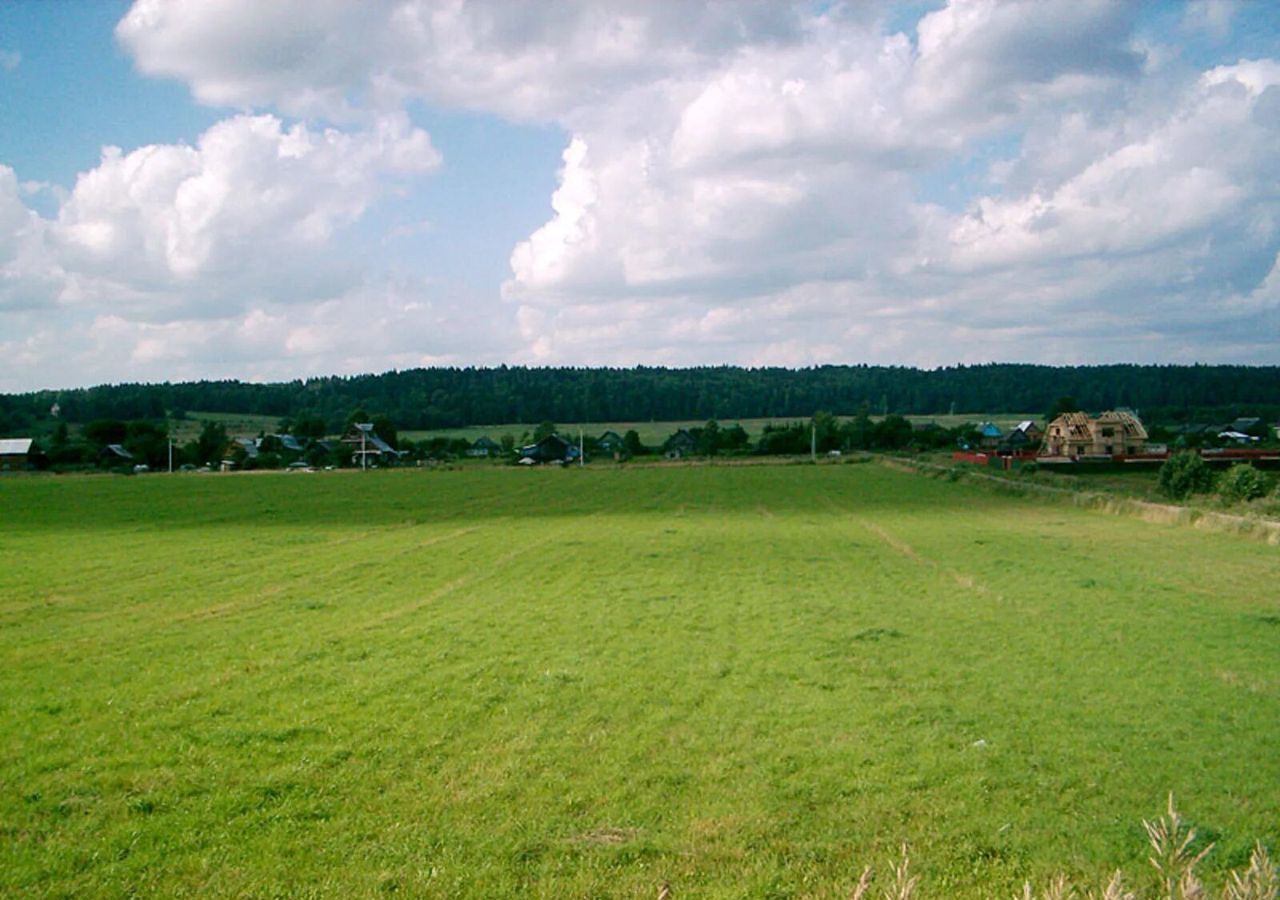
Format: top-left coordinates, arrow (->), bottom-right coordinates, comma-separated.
1158,452 -> 1215,500
1218,463 -> 1270,503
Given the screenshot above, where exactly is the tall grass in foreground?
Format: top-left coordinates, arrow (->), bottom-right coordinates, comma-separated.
836,798 -> 1276,900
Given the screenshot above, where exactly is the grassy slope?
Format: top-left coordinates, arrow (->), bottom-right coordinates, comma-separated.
1,464 -> 1277,897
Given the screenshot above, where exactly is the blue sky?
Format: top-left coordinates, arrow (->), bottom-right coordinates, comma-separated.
0,1 -> 1277,391
0,2 -> 214,190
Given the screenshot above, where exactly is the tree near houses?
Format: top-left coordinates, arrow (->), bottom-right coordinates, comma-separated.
193,420 -> 228,466
1218,463 -> 1271,503
280,414 -> 326,439
872,414 -> 914,449
696,419 -> 722,456
840,407 -> 874,450
83,419 -> 128,446
344,408 -> 370,433
811,410 -> 840,452
1046,396 -> 1081,423
623,429 -> 645,456
370,414 -> 398,449
1158,452 -> 1216,500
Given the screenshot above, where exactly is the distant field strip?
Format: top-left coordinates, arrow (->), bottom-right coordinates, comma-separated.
1,464 -> 1278,898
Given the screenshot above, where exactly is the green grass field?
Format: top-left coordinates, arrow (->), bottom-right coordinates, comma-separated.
172,411 -> 283,443
2,463 -> 1277,897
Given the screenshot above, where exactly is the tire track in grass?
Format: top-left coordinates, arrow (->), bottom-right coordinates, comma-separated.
358,513 -> 604,634
314,524 -> 482,582
820,493 -> 1003,600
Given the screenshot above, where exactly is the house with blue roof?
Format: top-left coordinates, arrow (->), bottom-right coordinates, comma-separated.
976,422 -> 1003,450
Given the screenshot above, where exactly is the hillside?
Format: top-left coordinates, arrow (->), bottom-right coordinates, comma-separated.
3,364 -> 1279,436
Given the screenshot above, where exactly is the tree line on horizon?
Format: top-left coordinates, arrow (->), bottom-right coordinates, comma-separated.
3,363 -> 1279,436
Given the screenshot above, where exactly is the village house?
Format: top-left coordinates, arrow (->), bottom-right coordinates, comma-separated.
663,429 -> 697,459
99,443 -> 133,465
268,434 -> 308,454
999,420 -> 1042,454
466,436 -> 501,458
342,423 -> 400,467
1041,410 -> 1148,458
1013,420 -> 1043,443
975,422 -> 1003,450
0,437 -> 33,470
231,437 -> 259,460
596,431 -> 626,455
518,433 -> 580,464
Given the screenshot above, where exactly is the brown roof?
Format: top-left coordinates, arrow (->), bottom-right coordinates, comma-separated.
1051,412 -> 1092,439
1095,410 -> 1148,439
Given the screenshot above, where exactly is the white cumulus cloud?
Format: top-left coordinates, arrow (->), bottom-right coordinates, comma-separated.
4,0 -> 1279,390
50,112 -> 438,320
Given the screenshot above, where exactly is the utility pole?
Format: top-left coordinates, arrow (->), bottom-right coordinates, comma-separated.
811,422 -> 817,462
168,438 -> 174,473
361,427 -> 367,471
579,427 -> 584,467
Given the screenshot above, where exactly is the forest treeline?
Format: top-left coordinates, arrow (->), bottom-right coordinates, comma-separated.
3,364 -> 1279,433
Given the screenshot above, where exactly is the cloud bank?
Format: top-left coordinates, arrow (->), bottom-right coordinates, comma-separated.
1,0 -> 1277,390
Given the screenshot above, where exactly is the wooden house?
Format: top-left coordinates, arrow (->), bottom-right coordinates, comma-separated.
597,431 -> 626,454
467,436 -> 501,458
976,422 -> 1003,450
663,429 -> 697,459
1041,410 -> 1148,457
1013,420 -> 1043,443
1000,420 -> 1042,453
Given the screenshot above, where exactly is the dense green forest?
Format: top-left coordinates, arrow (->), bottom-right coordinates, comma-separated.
3,364 -> 1278,435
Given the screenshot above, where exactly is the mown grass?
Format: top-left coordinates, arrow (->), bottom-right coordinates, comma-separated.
1,464 -> 1277,897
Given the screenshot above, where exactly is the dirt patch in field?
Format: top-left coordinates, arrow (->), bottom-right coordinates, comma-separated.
567,826 -> 639,846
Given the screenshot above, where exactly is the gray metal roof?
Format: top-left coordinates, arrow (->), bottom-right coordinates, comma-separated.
346,424 -> 396,454
0,438 -> 33,455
